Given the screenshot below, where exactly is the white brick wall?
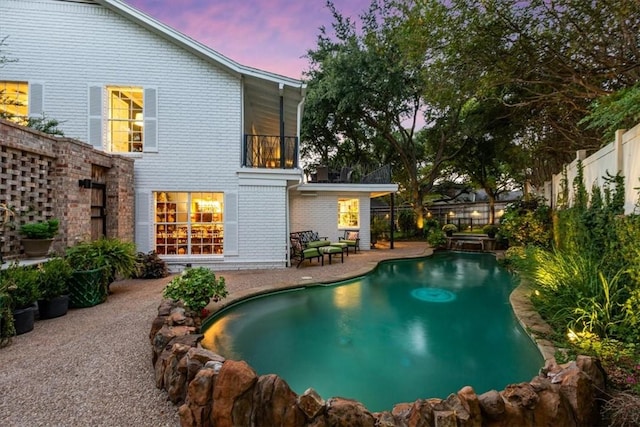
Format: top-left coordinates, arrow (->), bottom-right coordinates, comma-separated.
0,0 -> 293,268
290,192 -> 371,250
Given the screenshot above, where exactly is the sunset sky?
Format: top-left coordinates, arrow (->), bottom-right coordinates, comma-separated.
125,0 -> 372,79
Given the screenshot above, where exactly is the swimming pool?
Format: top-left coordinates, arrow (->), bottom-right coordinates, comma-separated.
201,252 -> 543,412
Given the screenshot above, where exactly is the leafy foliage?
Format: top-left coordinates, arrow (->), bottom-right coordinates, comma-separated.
442,223 -> 457,233
499,196 -> 552,248
133,251 -> 169,279
482,224 -> 499,237
0,270 -> 16,345
65,238 -> 137,279
1,264 -> 40,309
19,218 -> 59,239
163,267 -> 227,313
25,113 -> 65,136
515,172 -> 639,352
426,229 -> 446,248
38,257 -> 72,300
397,209 -> 416,236
581,83 -> 640,144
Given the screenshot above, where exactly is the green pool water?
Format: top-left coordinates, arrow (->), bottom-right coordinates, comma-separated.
202,252 -> 543,412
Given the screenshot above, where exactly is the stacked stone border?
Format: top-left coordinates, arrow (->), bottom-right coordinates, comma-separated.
150,297 -> 608,427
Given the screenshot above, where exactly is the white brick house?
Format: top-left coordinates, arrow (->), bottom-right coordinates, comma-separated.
0,0 -> 396,270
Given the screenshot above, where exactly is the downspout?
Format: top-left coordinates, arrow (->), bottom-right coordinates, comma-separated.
285,87 -> 306,266
279,83 -> 285,168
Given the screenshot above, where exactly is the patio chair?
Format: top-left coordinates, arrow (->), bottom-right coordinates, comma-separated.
290,237 -> 324,267
338,230 -> 360,254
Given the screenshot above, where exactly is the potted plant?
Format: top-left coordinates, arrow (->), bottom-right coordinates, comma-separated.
482,224 -> 499,239
370,216 -> 387,248
65,242 -> 109,308
19,218 -> 59,258
37,257 -> 73,319
2,264 -> 40,334
0,275 -> 16,346
65,238 -> 137,308
163,267 -> 227,317
442,223 -> 458,237
88,238 -> 137,285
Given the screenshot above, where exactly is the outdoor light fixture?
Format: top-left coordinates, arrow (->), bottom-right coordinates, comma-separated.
78,179 -> 92,188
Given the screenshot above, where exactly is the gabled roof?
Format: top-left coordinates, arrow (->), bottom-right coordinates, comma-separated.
92,0 -> 306,135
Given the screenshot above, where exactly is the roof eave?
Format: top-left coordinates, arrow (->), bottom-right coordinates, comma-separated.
95,0 -> 306,91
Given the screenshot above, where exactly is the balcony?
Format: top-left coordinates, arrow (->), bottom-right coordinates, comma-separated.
308,164 -> 392,184
243,134 -> 298,169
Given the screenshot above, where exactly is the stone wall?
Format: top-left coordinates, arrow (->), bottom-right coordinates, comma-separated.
0,119 -> 134,260
151,300 -> 608,427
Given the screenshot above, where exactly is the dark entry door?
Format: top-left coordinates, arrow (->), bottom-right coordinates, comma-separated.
91,183 -> 106,240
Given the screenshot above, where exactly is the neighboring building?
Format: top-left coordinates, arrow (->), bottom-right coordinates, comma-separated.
0,0 -> 396,270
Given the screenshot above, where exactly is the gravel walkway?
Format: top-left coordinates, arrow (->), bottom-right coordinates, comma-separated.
0,242 -> 429,427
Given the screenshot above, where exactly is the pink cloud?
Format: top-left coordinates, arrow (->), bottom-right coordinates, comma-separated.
125,0 -> 370,77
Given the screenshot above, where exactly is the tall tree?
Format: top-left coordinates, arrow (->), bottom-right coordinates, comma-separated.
447,0 -> 640,185
303,0 -> 469,229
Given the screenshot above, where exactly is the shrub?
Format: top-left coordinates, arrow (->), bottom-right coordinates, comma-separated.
163,267 -> 227,313
397,209 -> 417,236
133,251 -> 169,279
442,223 -> 457,233
499,196 -> 552,248
38,257 -> 73,300
0,275 -> 16,344
66,238 -> 137,279
1,264 -> 40,309
19,218 -> 59,239
482,224 -> 499,238
602,392 -> 640,427
427,229 -> 447,248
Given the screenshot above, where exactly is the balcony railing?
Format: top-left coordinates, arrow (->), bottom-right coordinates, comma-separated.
243,134 -> 298,169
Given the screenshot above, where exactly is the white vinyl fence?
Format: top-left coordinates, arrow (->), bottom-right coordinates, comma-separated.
545,122 -> 640,214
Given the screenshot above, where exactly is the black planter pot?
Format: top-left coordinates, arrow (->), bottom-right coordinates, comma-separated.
38,295 -> 70,319
13,303 -> 37,335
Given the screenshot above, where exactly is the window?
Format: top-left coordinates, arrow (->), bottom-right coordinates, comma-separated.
154,192 -> 224,256
338,198 -> 359,228
0,81 -> 28,124
107,86 -> 143,152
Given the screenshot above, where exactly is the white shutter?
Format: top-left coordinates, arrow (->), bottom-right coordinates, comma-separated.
28,82 -> 44,116
224,192 -> 238,255
135,191 -> 152,253
143,87 -> 158,152
88,85 -> 103,149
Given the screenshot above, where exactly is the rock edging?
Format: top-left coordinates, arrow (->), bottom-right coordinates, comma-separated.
151,299 -> 608,427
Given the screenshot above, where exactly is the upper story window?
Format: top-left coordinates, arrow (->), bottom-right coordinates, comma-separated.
0,81 -> 28,124
338,198 -> 360,228
107,86 -> 143,152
